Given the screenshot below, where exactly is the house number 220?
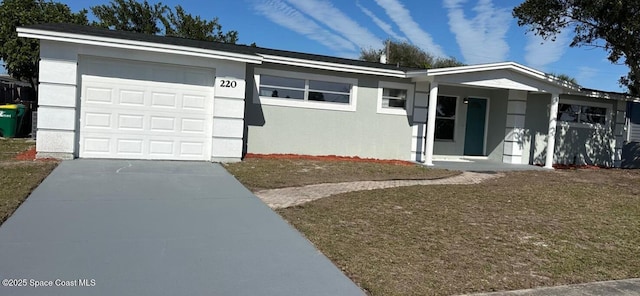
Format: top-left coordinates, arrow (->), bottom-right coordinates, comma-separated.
219,80 -> 237,88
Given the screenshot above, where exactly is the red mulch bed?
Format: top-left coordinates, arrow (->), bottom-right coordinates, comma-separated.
244,153 -> 416,166
533,163 -> 604,169
553,164 -> 603,169
13,147 -> 57,162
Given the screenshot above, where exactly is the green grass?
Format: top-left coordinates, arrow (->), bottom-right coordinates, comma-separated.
275,169 -> 640,295
223,158 -> 459,191
0,139 -> 58,225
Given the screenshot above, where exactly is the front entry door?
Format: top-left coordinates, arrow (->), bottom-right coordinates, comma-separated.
464,98 -> 487,156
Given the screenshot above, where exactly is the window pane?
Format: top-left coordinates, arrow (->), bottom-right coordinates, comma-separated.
382,98 -> 407,109
308,91 -> 349,103
580,106 -> 606,124
309,80 -> 351,93
580,114 -> 606,124
436,96 -> 456,118
582,106 -> 606,115
435,119 -> 455,140
558,104 -> 579,122
382,88 -> 407,109
261,75 -> 305,89
259,87 -> 304,100
383,88 -> 407,98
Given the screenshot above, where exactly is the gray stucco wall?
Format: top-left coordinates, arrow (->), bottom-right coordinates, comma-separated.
524,93 -> 618,166
244,64 -> 413,160
432,85 -> 507,160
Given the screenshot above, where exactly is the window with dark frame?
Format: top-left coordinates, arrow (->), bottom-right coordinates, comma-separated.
259,74 -> 351,104
435,96 -> 456,140
558,103 -> 607,125
381,88 -> 408,109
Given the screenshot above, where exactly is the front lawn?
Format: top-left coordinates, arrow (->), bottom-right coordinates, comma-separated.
274,169 -> 640,295
13,146 -> 639,294
223,158 -> 459,191
0,139 -> 58,225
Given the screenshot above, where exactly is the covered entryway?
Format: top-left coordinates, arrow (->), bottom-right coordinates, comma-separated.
463,97 -> 488,156
78,57 -> 215,160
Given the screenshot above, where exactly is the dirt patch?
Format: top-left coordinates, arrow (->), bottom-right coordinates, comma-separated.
13,147 -> 57,162
244,153 -> 416,166
14,146 -> 36,160
225,157 -> 458,191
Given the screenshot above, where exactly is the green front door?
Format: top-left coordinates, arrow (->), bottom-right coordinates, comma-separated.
464,98 -> 487,156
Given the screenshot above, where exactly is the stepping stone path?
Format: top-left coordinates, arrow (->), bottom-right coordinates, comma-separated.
256,171 -> 503,209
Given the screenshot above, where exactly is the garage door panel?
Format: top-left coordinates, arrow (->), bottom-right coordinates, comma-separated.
79,64 -> 214,160
119,90 -> 145,106
182,95 -> 207,110
151,92 -> 178,108
117,139 -> 144,154
85,112 -> 111,129
150,116 -> 175,132
118,114 -> 144,130
85,86 -> 113,103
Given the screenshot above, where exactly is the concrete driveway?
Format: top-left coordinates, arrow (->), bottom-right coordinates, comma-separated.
0,160 -> 364,296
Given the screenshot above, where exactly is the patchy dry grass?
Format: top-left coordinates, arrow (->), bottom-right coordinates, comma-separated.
223,158 -> 459,191
278,169 -> 640,296
0,139 -> 58,225
0,138 -> 34,161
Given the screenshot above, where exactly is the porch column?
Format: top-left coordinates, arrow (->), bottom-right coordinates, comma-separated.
425,81 -> 439,166
545,93 -> 560,169
503,90 -> 528,164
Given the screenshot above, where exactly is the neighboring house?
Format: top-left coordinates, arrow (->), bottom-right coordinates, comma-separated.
17,24 -> 639,168
622,101 -> 640,168
0,74 -> 34,104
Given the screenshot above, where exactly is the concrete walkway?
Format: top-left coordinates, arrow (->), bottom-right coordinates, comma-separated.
462,278 -> 640,296
256,171 -> 503,209
0,160 -> 364,296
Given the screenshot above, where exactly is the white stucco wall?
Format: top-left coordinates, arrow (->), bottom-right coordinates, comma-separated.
36,40 -> 249,161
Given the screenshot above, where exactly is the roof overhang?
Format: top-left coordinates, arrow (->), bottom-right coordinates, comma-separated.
259,54 -> 407,78
17,27 -> 264,64
407,62 -> 579,93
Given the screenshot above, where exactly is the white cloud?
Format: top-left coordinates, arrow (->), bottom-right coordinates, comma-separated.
575,66 -> 598,84
373,0 -> 446,57
356,1 -> 407,43
284,0 -> 382,50
524,29 -> 571,70
251,0 -> 357,52
443,0 -> 511,64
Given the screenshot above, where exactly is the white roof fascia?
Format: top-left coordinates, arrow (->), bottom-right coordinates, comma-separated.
259,54 -> 407,78
426,62 -> 547,78
408,62 -> 581,92
573,89 -> 640,102
17,27 -> 264,64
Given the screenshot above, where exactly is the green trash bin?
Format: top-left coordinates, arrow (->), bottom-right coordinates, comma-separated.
0,104 -> 26,138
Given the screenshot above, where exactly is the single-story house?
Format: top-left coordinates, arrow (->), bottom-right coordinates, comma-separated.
17,23 -> 639,168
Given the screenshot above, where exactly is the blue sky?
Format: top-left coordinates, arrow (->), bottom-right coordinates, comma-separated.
37,0 -> 632,91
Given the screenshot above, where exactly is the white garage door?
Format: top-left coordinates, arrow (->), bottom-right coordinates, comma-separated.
79,59 -> 215,160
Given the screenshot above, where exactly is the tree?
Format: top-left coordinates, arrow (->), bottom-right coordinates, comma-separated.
163,6 -> 237,43
513,0 -> 640,94
91,0 -> 166,35
361,40 -> 464,69
0,0 -> 88,90
548,73 -> 579,85
91,0 -> 238,43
